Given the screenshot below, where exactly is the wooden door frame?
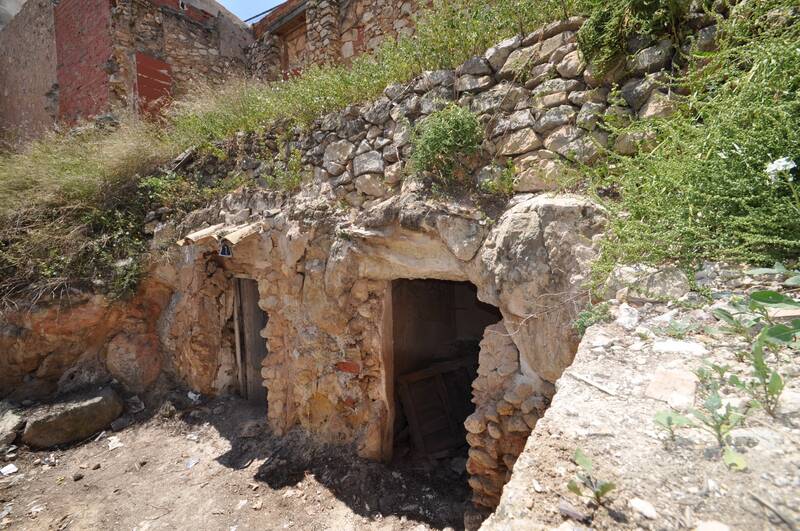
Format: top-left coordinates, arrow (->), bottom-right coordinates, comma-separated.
233,277 -> 269,403
380,282 -> 394,462
233,279 -> 246,398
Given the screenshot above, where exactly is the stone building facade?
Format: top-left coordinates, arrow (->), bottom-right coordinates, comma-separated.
1,0 -> 425,143
0,0 -> 59,143
248,0 -> 420,81
0,0 -> 252,143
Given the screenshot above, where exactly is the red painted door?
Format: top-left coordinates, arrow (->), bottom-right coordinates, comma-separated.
135,52 -> 172,115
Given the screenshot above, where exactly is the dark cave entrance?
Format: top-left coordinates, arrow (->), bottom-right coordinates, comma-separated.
387,279 -> 502,464
233,278 -> 269,409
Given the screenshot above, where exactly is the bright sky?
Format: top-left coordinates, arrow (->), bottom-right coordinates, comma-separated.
219,0 -> 284,22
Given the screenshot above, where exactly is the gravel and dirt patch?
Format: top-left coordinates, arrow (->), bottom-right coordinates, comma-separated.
0,395 -> 470,530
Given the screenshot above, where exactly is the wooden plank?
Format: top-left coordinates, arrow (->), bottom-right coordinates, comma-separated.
397,357 -> 475,385
434,373 -> 459,437
238,279 -> 269,405
233,280 -> 245,398
397,380 -> 426,454
380,283 -> 394,462
397,355 -> 477,457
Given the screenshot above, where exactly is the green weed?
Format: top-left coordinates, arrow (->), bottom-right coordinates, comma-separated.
689,390 -> 749,471
591,0 -> 800,274
567,449 -> 616,506
725,291 -> 800,416
690,389 -> 747,447
654,410 -> 692,442
659,319 -> 698,339
480,161 -> 516,196
573,302 -> 612,336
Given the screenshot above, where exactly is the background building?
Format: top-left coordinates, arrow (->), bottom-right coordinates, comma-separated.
0,0 -> 422,144
248,0 -> 419,81
0,0 -> 253,143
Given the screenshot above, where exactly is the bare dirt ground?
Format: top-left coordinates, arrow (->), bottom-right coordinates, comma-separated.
0,394 -> 470,530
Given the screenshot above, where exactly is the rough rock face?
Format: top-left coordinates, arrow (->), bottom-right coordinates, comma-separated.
105,332 -> 161,393
0,277 -> 172,400
0,408 -> 24,448
21,387 -> 123,449
483,265 -> 800,530
162,189 -> 602,473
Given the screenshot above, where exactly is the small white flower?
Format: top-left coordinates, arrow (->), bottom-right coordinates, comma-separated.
765,157 -> 797,183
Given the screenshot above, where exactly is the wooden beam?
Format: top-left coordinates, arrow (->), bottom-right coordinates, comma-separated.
233,279 -> 246,398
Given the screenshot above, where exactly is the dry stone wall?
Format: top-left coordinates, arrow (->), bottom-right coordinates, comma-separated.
247,0 -> 420,80
2,10 -> 722,512
305,0 -> 341,65
337,0 -> 417,60
0,0 -> 58,143
246,32 -> 283,81
465,324 -> 551,508
110,0 -> 250,111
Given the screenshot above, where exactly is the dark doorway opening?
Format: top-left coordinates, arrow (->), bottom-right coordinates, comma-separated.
390,279 -> 502,462
234,278 -> 269,407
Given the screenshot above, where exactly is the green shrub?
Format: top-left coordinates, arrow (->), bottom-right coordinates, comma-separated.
591,0 -> 800,276
411,104 -> 483,181
577,0 -> 689,75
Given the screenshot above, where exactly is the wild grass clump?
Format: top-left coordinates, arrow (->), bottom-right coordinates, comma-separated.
0,125 -> 244,306
0,119 -> 169,305
591,0 -> 800,277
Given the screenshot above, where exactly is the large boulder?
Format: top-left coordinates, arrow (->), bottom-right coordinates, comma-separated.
477,195 -> 605,382
21,388 -> 123,449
